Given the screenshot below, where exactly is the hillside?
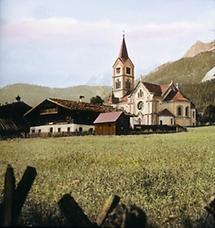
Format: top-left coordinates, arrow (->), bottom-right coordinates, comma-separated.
181,80 -> 215,112
143,51 -> 215,84
0,84 -> 111,107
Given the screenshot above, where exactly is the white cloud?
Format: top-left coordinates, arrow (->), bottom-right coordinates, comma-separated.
0,17 -> 213,87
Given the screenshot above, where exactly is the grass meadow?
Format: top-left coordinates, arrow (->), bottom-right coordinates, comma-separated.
0,126 -> 215,226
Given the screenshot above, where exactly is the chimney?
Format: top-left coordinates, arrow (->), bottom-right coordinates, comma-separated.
176,82 -> 179,89
79,95 -> 85,102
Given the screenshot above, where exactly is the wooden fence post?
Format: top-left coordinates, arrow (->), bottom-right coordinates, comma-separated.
13,166 -> 37,224
58,194 -> 95,227
2,164 -> 15,227
96,195 -> 120,226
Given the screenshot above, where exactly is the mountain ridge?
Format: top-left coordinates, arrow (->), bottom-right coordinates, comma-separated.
0,83 -> 111,107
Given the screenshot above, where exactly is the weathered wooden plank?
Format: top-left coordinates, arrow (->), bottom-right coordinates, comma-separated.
2,164 -> 15,227
13,166 -> 37,223
58,194 -> 95,227
96,194 -> 120,226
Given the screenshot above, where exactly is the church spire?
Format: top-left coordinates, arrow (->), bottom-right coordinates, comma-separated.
118,35 -> 129,62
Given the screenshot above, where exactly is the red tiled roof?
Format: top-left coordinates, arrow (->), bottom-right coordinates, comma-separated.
142,82 -> 163,96
160,84 -> 169,94
164,90 -> 189,102
158,109 -> 175,117
49,98 -> 115,112
94,111 -> 123,124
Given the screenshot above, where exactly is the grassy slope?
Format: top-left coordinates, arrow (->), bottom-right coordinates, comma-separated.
0,126 -> 215,226
143,51 -> 215,84
0,83 -> 111,107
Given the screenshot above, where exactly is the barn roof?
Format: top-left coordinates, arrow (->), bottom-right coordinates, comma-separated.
49,98 -> 115,112
0,118 -> 18,132
0,101 -> 31,119
94,111 -> 123,124
25,98 -> 115,116
158,109 -> 175,117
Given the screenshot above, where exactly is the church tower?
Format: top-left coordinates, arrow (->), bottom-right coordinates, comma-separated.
112,35 -> 134,99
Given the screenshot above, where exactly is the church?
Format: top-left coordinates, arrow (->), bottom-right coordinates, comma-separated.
108,36 -> 196,127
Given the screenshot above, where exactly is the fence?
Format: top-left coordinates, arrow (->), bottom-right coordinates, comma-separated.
132,124 -> 187,134
0,165 -> 214,227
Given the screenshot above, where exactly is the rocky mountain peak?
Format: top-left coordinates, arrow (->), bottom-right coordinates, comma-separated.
184,40 -> 215,58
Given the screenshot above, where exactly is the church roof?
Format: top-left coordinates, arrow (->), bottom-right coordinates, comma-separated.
158,109 -> 175,117
94,111 -> 123,124
163,90 -> 189,102
142,82 -> 163,96
118,36 -> 129,63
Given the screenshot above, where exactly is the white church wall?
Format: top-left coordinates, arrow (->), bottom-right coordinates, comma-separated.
159,116 -> 174,125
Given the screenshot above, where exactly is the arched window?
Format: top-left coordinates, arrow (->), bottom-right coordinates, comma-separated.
115,79 -> 121,89
138,89 -> 143,98
177,106 -> 182,116
185,106 -> 189,117
126,67 -> 131,75
116,67 -> 121,74
125,79 -> 131,91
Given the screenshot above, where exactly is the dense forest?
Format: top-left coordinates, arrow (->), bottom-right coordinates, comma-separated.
181,80 -> 215,113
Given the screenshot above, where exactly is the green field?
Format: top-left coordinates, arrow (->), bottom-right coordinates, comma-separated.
0,126 -> 215,226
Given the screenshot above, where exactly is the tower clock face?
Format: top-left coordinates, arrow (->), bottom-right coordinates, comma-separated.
137,101 -> 143,110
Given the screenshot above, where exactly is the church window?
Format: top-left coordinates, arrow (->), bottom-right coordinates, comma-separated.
177,106 -> 182,116
137,101 -> 143,110
138,89 -> 143,98
115,79 -> 121,89
171,118 -> 173,125
185,106 -> 189,117
116,67 -> 121,74
126,67 -> 131,75
125,79 -> 131,91
193,111 -> 195,118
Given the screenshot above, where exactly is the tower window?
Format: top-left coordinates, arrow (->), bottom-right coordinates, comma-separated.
125,79 -> 131,91
115,79 -> 121,89
116,67 -> 121,74
126,67 -> 131,75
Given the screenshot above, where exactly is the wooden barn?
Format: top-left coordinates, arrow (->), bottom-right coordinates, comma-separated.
94,111 -> 130,135
0,101 -> 31,138
24,98 -> 114,136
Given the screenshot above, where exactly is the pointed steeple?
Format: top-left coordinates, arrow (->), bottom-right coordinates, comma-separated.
118,35 -> 129,62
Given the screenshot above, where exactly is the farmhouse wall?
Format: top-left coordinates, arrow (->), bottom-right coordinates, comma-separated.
30,123 -> 94,135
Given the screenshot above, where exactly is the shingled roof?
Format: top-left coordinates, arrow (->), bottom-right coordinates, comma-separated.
163,90 -> 189,102
94,111 -> 123,124
49,98 -> 115,112
158,109 -> 175,117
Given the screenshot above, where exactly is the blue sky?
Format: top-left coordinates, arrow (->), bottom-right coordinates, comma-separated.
0,0 -> 214,87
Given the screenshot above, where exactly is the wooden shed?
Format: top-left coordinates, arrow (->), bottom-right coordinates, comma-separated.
93,111 -> 130,135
